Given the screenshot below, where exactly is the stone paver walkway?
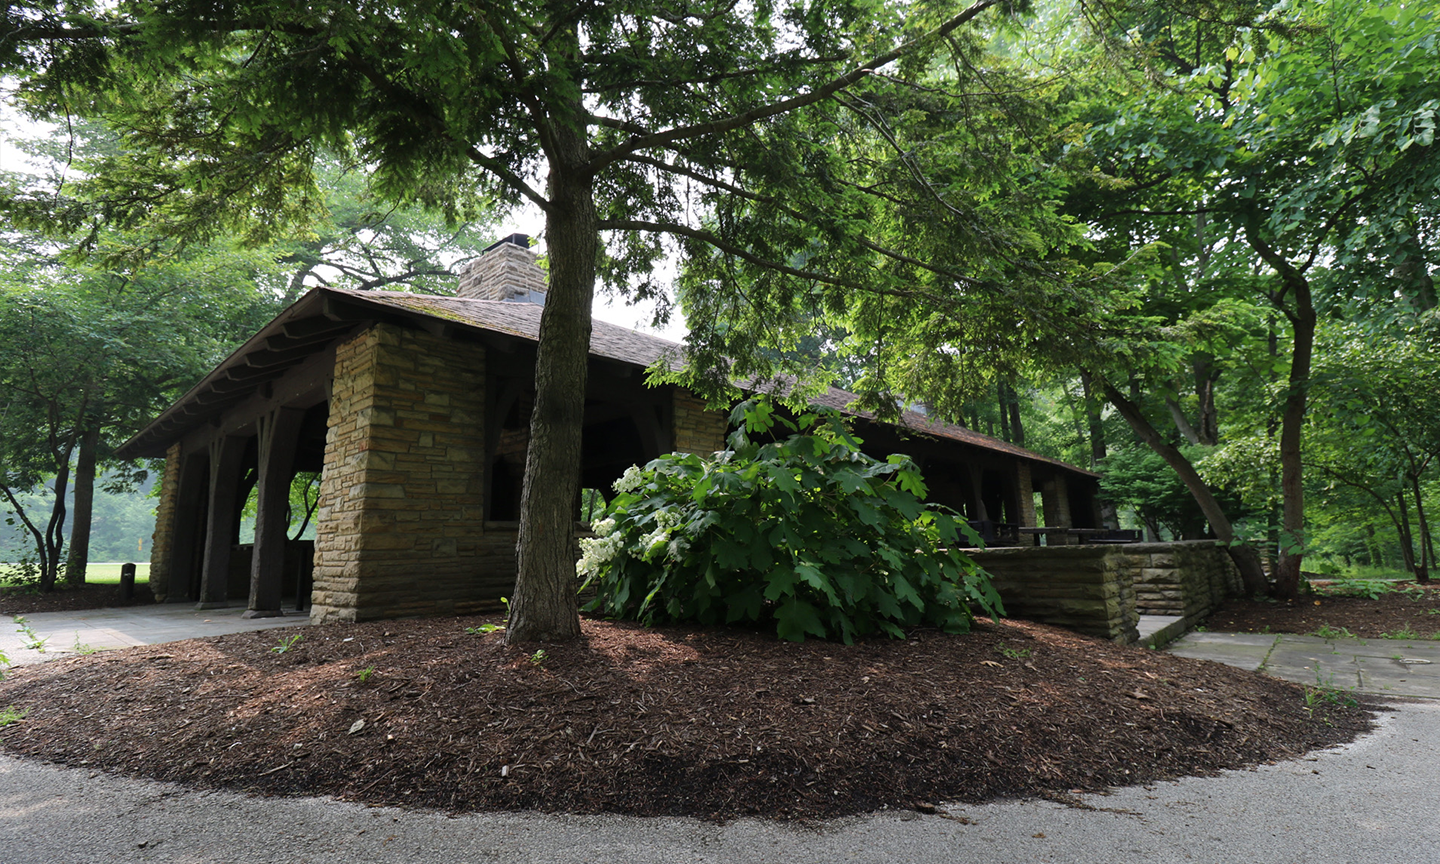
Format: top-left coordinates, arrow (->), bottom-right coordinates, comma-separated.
1167,630 -> 1440,699
0,604 -> 306,666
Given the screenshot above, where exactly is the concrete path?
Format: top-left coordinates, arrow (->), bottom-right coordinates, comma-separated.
0,700 -> 1434,863
0,604 -> 305,666
1167,630 -> 1440,700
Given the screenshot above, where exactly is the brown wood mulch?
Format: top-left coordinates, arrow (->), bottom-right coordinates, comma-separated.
0,614 -> 1377,821
1204,581 -> 1440,640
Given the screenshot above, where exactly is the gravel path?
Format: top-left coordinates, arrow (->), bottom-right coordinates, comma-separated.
1,700 -> 1432,864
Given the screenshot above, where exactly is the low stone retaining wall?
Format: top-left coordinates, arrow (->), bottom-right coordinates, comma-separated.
969,546 -> 1140,643
1123,541 -> 1242,619
967,541 -> 1241,645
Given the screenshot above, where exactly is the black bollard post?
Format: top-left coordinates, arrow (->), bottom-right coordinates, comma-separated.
120,562 -> 136,601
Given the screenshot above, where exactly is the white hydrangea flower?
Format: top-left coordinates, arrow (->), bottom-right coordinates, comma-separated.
640,526 -> 670,559
613,465 -> 646,494
576,533 -> 624,574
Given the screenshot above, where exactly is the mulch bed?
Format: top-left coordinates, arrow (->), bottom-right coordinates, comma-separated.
1204,581 -> 1440,640
0,614 -> 1377,821
0,582 -> 155,616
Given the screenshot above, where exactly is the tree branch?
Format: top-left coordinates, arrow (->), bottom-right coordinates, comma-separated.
598,217 -> 929,300
588,0 -> 1002,172
618,152 -> 982,286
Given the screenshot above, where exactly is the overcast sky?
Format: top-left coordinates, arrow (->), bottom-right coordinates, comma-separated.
0,108 -> 690,344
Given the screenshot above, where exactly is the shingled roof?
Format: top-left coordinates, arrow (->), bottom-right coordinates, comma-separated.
117,287 -> 1097,478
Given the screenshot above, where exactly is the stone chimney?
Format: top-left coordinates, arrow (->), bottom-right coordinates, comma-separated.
457,233 -> 547,303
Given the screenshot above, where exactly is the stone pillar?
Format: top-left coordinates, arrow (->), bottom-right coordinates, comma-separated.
457,235 -> 547,301
197,435 -> 247,609
1015,461 -> 1037,547
672,389 -> 728,455
310,323 -> 489,623
1041,474 -> 1073,546
245,407 -> 305,618
147,444 -> 183,603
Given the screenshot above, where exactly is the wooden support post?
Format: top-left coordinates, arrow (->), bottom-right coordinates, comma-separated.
1041,474 -> 1073,546
245,407 -> 304,618
968,465 -> 988,522
1014,462 -> 1037,547
166,452 -> 208,602
197,436 -> 247,609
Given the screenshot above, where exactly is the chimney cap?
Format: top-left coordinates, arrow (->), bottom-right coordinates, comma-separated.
483,233 -> 531,253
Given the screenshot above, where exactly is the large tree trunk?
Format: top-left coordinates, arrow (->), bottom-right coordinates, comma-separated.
506,115 -> 594,645
996,380 -> 1011,442
1099,380 -> 1269,595
1398,488 -> 1419,576
1193,356 -> 1219,446
1272,283 -> 1316,600
1408,473 -> 1432,583
63,424 -> 101,587
1165,397 -> 1201,445
1245,223 -> 1317,600
1078,373 -> 1118,529
1005,378 -> 1025,447
40,455 -> 72,592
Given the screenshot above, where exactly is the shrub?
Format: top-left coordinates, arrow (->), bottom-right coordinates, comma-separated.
579,399 -> 1003,643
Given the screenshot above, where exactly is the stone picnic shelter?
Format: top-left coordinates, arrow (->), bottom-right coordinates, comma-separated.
118,236 -> 1237,644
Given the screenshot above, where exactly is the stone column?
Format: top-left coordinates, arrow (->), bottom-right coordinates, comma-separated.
245,407 -> 305,618
672,389 -> 728,455
310,323 -> 489,623
197,435 -> 247,609
148,444 -> 183,603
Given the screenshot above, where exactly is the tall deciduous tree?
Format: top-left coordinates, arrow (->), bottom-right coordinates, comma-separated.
1071,0 -> 1440,596
1306,321 -> 1440,581
0,242 -> 284,590
1,0 -> 1019,640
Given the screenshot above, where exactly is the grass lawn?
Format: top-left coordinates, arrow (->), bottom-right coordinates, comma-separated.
85,562 -> 151,585
0,562 -> 150,586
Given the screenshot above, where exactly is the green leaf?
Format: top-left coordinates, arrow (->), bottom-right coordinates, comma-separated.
774,599 -> 826,642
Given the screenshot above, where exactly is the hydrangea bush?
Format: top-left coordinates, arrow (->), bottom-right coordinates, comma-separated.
579,399 -> 1004,643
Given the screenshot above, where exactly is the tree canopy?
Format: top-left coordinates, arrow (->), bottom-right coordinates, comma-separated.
1,0 -> 1037,639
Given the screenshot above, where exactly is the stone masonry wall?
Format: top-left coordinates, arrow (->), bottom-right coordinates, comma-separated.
1124,541 -> 1243,619
310,323 -> 502,623
673,388 -> 729,455
970,545 -> 1140,643
147,442 -> 182,603
968,541 -> 1243,644
457,241 -> 547,301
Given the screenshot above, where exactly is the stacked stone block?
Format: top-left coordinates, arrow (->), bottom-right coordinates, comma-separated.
310,323 -> 500,623
1127,541 -> 1243,620
147,442 -> 183,602
969,540 -> 1243,644
457,240 -> 547,302
673,389 -> 729,455
971,545 -> 1140,643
